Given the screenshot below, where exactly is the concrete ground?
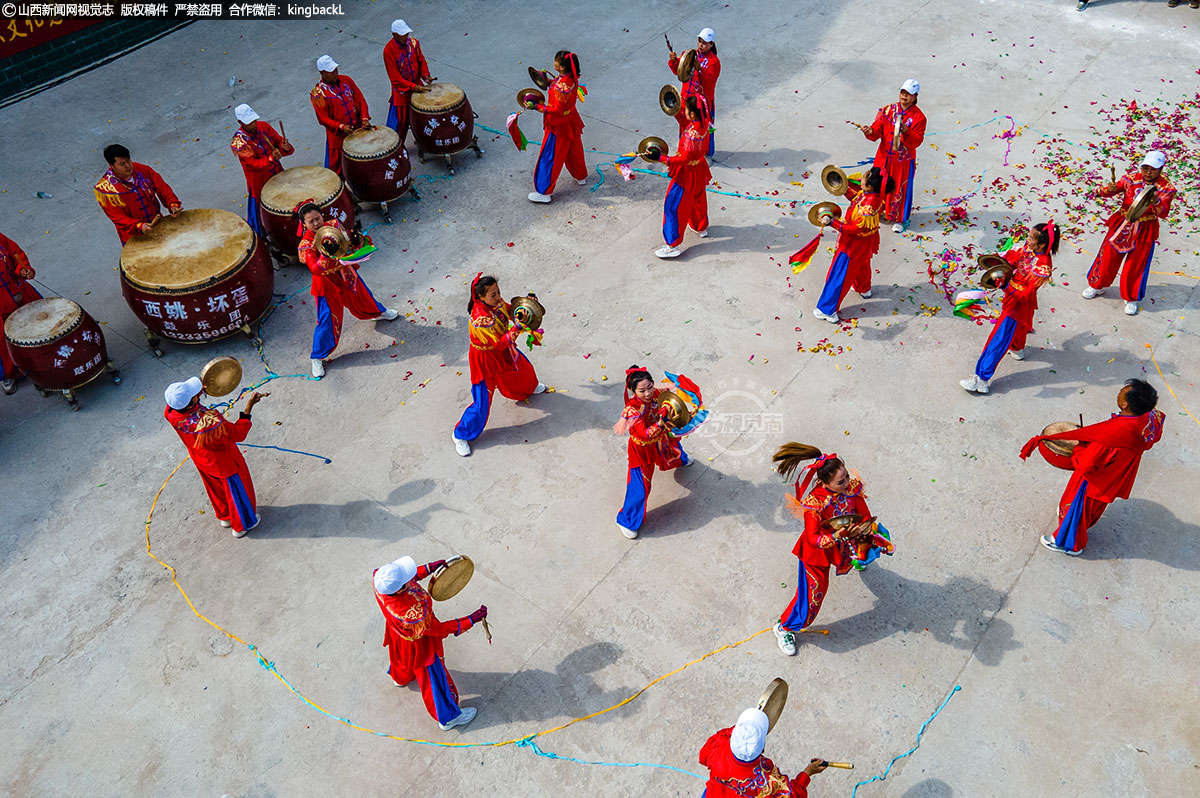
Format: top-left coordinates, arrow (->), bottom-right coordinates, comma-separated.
2,1 -> 1198,796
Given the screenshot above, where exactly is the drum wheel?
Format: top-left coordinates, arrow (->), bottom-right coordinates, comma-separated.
417,149 -> 426,163
471,136 -> 483,158
144,330 -> 164,357
63,388 -> 79,411
107,362 -> 121,384
37,388 -> 50,398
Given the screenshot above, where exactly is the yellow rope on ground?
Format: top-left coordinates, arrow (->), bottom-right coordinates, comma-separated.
1149,270 -> 1200,280
1145,343 -> 1199,426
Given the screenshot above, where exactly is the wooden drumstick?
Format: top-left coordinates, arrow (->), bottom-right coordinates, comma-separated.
664,33 -> 673,52
821,761 -> 854,769
1109,165 -> 1117,184
279,120 -> 286,139
799,628 -> 830,635
482,618 -> 493,645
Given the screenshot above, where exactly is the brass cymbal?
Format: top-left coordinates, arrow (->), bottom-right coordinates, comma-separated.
977,254 -> 1013,289
819,514 -> 863,534
659,84 -> 682,117
1126,184 -> 1158,222
638,135 -> 670,164
516,87 -> 545,109
657,390 -> 693,429
821,164 -> 849,196
200,356 -> 242,397
676,49 -> 697,82
528,66 -> 553,90
314,224 -> 351,258
808,202 -> 842,227
510,294 -> 546,330
429,555 -> 475,602
757,677 -> 789,733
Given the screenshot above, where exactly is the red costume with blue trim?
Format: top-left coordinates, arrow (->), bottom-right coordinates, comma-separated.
0,233 -> 41,383
383,35 -> 430,143
93,162 -> 181,245
614,381 -> 688,532
669,49 -> 720,155
164,402 -> 258,534
814,183 -> 881,316
310,75 -> 370,177
699,727 -> 811,797
1086,172 -> 1176,302
532,72 -> 587,195
453,283 -> 540,443
973,244 -> 1053,381
230,123 -> 293,236
862,102 -> 926,226
299,217 -> 386,361
374,564 -> 478,724
662,112 -> 712,247
1021,410 -> 1165,553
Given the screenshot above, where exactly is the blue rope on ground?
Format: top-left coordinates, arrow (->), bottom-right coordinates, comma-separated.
851,685 -> 962,797
513,737 -> 706,779
239,443 -> 331,463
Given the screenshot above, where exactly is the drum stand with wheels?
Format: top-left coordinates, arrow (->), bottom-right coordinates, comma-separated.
143,329 -> 164,358
142,325 -> 261,357
36,360 -> 120,411
417,136 -> 484,176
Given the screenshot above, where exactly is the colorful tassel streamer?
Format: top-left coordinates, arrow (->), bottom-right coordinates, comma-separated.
790,230 -> 824,274
506,112 -> 529,151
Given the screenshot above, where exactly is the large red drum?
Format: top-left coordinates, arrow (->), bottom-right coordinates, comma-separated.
410,82 -> 479,159
342,126 -> 413,203
4,297 -> 117,406
119,209 -> 274,344
259,166 -> 356,258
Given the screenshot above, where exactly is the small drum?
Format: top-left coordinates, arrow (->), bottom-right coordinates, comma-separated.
410,82 -> 480,164
1038,421 -> 1081,470
342,126 -> 413,203
259,165 -> 356,258
119,209 -> 274,347
4,297 -> 118,407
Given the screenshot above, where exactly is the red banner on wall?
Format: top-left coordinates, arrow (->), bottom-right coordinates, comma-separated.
0,17 -> 99,59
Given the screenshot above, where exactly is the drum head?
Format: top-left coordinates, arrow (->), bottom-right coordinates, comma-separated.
344,126 -> 400,159
429,556 -> 474,601
413,81 -> 465,112
757,678 -> 789,733
201,356 -> 243,397
120,209 -> 253,291
4,297 -> 82,345
260,166 -> 343,213
1041,422 -> 1081,457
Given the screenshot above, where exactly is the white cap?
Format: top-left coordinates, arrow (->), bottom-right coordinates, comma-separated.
316,54 -> 339,72
698,27 -> 715,42
391,19 -> 412,35
374,556 -> 417,595
901,79 -> 920,95
1140,150 -> 1166,170
234,103 -> 259,124
730,708 -> 770,762
164,376 -> 203,410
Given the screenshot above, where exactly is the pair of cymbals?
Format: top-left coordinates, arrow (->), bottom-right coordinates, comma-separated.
977,254 -> 1014,289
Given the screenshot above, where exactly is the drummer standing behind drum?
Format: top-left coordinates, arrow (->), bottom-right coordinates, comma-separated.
960,221 -> 1059,395
853,79 -> 926,234
1020,379 -> 1165,557
668,27 -> 720,157
811,166 -> 889,324
373,555 -> 487,731
93,143 -> 182,245
230,104 -> 293,237
1082,151 -> 1176,316
525,50 -> 589,204
451,274 -> 547,456
649,95 -> 711,260
164,377 -> 268,538
295,202 -> 399,379
382,19 -> 432,145
0,232 -> 41,395
310,54 -> 371,178
699,707 -> 829,797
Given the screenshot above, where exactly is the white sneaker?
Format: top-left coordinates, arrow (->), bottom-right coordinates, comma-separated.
232,527 -> 248,538
812,307 -> 840,324
311,358 -> 325,379
219,519 -> 232,528
453,435 -> 471,457
617,521 -> 638,539
376,308 -> 400,321
1,379 -> 15,395
1008,349 -> 1025,361
576,178 -> 588,186
858,289 -> 872,298
655,245 -> 681,259
698,229 -> 710,238
528,191 -> 552,203
774,623 -> 797,656
532,383 -> 547,394
959,375 -> 990,394
1081,286 -> 1101,299
1124,301 -> 1139,316
438,706 -> 477,730
891,222 -> 905,233
1040,535 -> 1083,556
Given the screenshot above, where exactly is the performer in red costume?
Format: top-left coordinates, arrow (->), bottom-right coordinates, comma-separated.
94,143 -> 182,245
652,95 -> 712,259
373,555 -> 487,731
613,366 -> 692,539
699,707 -> 828,797
856,79 -> 926,233
525,50 -> 588,204
1082,150 -> 1176,316
230,103 -> 294,236
668,27 -> 720,156
452,274 -> 546,456
164,378 -> 267,538
383,19 -> 432,144
811,166 -> 890,323
0,232 -> 41,395
310,54 -> 371,177
773,446 -> 892,655
1021,379 -> 1165,556
960,221 -> 1060,394
295,202 -> 398,379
